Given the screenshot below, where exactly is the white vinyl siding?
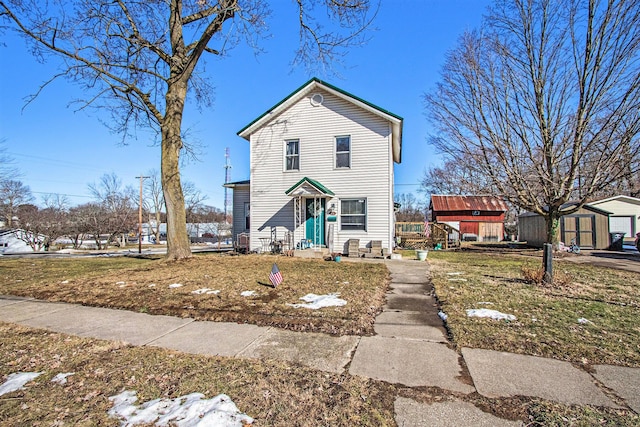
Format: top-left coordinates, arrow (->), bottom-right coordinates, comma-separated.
231,186 -> 250,240
249,88 -> 395,251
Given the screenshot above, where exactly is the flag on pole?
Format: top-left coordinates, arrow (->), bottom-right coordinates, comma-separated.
269,263 -> 283,287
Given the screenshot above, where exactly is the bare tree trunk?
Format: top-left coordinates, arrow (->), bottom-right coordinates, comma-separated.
161,81 -> 191,261
544,210 -> 561,250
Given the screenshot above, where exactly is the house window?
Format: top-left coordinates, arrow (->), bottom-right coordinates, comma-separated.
341,199 -> 366,231
336,136 -> 351,168
285,139 -> 299,171
244,202 -> 250,230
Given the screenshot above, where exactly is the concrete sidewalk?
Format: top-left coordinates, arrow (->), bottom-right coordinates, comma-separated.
1,258 -> 639,425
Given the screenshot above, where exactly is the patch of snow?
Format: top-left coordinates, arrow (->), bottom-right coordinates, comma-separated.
466,308 -> 516,321
168,284 -> 183,289
61,280 -> 69,284
240,291 -> 257,297
108,390 -> 253,427
578,318 -> 593,325
207,290 -> 221,295
447,278 -> 467,282
191,288 -> 211,295
0,372 -> 42,396
148,284 -> 156,288
116,281 -> 126,285
447,272 -> 464,276
438,311 -> 448,321
477,302 -> 494,305
51,372 -> 74,385
287,293 -> 347,310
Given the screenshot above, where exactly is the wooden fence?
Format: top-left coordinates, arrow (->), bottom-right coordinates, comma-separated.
395,222 -> 460,249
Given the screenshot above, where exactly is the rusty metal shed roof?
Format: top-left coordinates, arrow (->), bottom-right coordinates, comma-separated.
430,195 -> 508,212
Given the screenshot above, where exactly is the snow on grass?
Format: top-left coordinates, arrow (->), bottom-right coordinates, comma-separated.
191,289 -> 221,295
240,291 -> 257,297
438,311 -> 448,321
287,293 -> 347,310
108,390 -> 253,427
0,372 -> 42,396
578,317 -> 593,324
51,372 -> 74,385
168,284 -> 183,289
466,308 -> 516,321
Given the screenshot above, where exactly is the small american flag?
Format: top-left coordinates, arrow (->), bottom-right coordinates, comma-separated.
269,263 -> 283,287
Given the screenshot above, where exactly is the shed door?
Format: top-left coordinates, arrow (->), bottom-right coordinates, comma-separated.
479,222 -> 502,242
562,215 -> 595,248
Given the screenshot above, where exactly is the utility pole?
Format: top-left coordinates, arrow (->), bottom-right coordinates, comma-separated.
224,147 -> 232,223
135,175 -> 150,254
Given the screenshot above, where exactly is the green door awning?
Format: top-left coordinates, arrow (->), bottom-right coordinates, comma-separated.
285,177 -> 334,197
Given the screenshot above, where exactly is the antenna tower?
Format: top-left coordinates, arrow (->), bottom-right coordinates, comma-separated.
224,147 -> 232,223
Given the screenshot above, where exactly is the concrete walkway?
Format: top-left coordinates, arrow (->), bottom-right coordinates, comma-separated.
1,258 -> 639,426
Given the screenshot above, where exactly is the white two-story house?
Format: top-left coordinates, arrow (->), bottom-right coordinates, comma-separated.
225,78 -> 403,255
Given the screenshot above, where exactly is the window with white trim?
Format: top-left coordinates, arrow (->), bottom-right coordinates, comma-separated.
335,136 -> 350,168
285,139 -> 299,171
340,198 -> 366,231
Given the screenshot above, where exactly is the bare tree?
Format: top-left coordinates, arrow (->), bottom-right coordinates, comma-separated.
420,159 -> 497,196
88,173 -> 137,248
0,139 -> 19,184
394,193 -> 425,222
12,194 -> 70,250
144,169 -> 165,244
182,180 -> 208,223
0,180 -> 33,227
1,0 -> 377,260
425,0 -> 640,247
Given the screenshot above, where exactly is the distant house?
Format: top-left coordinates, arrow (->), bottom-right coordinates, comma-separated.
429,195 -> 508,242
226,78 -> 403,255
518,203 -> 611,249
588,195 -> 640,243
0,229 -> 46,253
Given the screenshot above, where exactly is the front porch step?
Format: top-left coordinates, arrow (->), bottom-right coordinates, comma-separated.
294,248 -> 330,259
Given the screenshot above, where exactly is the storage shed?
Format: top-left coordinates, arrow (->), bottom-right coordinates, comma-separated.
429,195 -> 508,242
518,203 -> 611,249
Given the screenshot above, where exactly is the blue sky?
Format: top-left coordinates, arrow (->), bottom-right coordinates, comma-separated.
0,0 -> 490,209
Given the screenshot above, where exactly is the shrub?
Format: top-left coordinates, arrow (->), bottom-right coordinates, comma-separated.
521,263 -> 573,286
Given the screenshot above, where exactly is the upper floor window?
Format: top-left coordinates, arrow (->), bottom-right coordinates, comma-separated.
285,139 -> 299,171
335,136 -> 351,168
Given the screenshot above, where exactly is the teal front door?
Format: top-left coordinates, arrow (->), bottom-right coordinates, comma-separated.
305,199 -> 325,246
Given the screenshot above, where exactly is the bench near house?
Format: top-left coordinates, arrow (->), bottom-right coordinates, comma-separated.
225,78 -> 403,256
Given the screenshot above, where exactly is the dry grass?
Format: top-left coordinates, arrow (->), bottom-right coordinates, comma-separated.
429,250 -> 640,367
0,254 -> 389,336
0,322 -> 396,426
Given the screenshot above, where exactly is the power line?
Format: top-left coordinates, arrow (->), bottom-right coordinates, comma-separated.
31,190 -> 92,199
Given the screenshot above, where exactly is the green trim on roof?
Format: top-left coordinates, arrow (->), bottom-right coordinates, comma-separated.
237,77 -> 403,137
285,177 -> 335,196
